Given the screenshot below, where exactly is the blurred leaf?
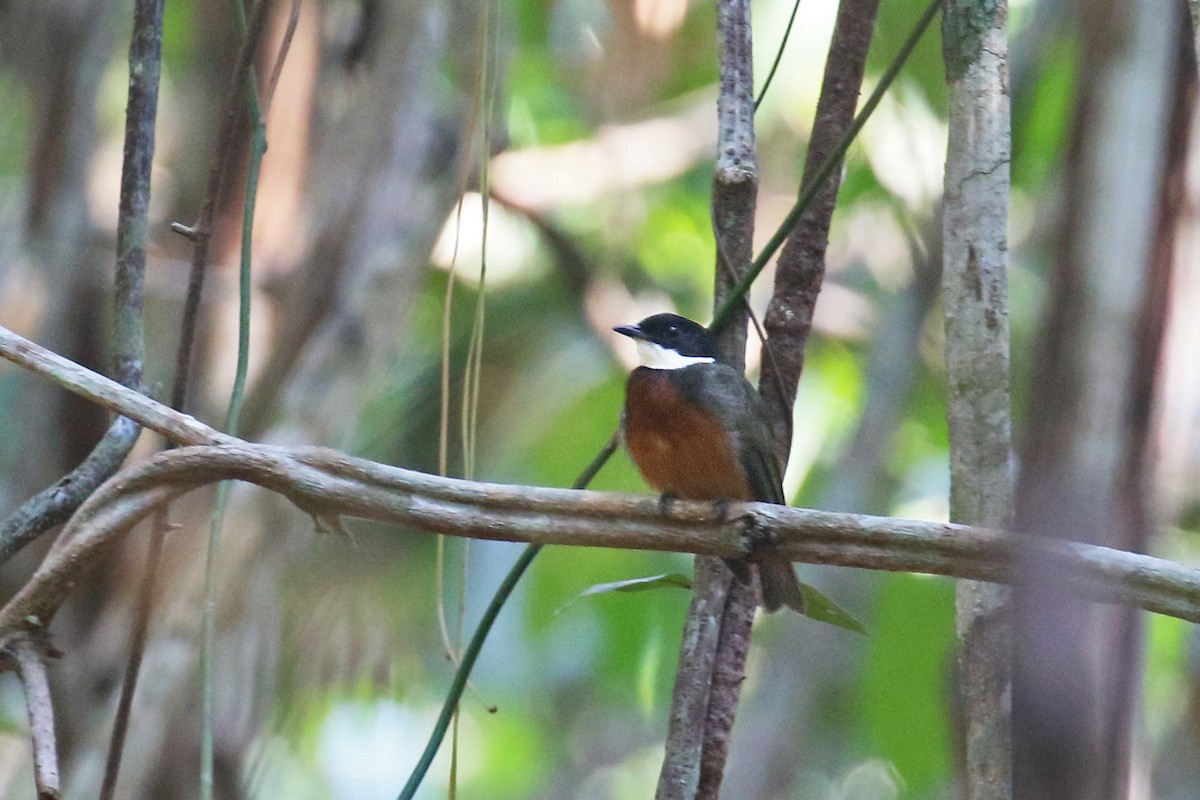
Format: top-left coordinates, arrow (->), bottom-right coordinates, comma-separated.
580,571 -> 694,595
1143,610 -> 1189,745
161,0 -> 196,72
464,705 -> 550,798
832,759 -> 904,800
861,573 -> 954,794
798,580 -> 868,635
1012,33 -> 1078,189
866,0 -> 947,114
636,623 -> 666,715
0,75 -> 29,176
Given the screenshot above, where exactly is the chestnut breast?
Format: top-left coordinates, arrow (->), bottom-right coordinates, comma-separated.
622,366 -> 754,502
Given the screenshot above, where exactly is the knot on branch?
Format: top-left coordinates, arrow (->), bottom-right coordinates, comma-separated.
733,507 -> 776,561
0,628 -> 61,674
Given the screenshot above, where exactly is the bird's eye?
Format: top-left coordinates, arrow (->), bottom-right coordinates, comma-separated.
666,325 -> 678,336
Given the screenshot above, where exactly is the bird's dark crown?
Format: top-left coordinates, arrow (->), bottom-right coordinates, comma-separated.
613,313 -> 718,359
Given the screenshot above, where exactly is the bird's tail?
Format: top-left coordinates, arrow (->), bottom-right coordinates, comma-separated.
759,559 -> 805,614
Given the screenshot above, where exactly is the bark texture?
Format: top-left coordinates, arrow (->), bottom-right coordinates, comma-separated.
941,2 -> 1014,798
758,0 -> 881,465
658,0 -> 757,795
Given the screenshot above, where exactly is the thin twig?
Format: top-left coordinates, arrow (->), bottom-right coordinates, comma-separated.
10,641 -> 61,799
0,420 -> 141,564
198,0 -> 275,794
169,0 -> 274,410
712,0 -> 942,332
263,0 -> 301,112
0,0 -> 165,563
99,512 -> 166,800
754,0 -> 803,109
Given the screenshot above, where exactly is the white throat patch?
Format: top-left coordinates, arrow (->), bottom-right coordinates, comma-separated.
636,339 -> 716,370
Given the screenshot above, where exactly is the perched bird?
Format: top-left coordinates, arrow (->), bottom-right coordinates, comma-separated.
614,313 -> 805,613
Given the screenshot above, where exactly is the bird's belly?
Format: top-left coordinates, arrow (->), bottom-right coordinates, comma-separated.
624,373 -> 752,501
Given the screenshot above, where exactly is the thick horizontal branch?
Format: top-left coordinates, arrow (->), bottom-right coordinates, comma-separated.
2,440 -> 1200,643
2,325 -> 1200,644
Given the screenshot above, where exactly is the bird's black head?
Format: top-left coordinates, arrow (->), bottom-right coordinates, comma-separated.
613,313 -> 718,368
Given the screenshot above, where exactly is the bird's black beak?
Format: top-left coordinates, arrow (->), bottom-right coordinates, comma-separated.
613,324 -> 645,340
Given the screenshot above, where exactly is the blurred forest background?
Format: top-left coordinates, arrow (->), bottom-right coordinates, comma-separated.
0,0 -> 1198,797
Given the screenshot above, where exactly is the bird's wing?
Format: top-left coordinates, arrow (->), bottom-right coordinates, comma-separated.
739,430 -> 785,505
677,363 -> 786,504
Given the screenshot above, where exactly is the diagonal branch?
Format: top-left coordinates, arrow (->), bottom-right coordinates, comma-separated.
0,327 -> 232,446
758,0 -> 883,459
0,0 -> 165,564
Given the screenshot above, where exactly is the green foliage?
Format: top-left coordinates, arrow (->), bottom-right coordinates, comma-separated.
860,574 -> 955,794
1012,35 -> 1077,188
1,0 -> 1140,791
868,0 -> 947,114
799,580 -> 869,635
1144,610 -> 1190,745
463,705 -> 552,797
0,75 -> 29,177
507,57 -> 594,146
563,572 -> 693,605
161,0 -> 197,72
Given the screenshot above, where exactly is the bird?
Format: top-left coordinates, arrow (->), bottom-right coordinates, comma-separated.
613,312 -> 805,613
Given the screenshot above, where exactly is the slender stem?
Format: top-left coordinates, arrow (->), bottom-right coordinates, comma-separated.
13,642 -> 61,800
396,432 -> 618,800
0,0 -> 164,563
712,0 -> 943,331
398,545 -> 541,800
200,2 -> 270,794
754,0 -> 802,110
100,515 -> 166,800
170,0 -> 273,410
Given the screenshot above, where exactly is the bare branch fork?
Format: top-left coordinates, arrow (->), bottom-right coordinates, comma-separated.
4,324 -> 1200,633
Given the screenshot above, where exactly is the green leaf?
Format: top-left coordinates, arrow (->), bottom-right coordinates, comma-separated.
557,573 -> 693,615
579,572 -> 693,598
797,581 -> 869,635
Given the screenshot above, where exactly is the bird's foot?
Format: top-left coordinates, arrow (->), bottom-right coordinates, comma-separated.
657,493 -> 679,517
